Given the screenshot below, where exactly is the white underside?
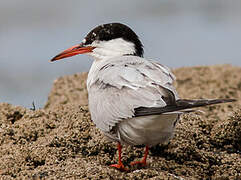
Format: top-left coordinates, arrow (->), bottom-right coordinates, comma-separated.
105,114 -> 179,146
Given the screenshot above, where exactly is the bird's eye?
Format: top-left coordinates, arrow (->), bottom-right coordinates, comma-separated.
82,39 -> 86,44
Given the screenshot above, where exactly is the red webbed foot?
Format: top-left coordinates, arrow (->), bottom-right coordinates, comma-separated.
110,163 -> 128,171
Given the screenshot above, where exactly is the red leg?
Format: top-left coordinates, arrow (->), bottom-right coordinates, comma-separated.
130,146 -> 149,166
110,142 -> 128,171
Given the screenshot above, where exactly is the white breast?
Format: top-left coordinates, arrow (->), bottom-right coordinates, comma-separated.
115,114 -> 180,146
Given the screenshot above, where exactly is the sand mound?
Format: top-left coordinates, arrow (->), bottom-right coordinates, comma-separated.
0,65 -> 240,179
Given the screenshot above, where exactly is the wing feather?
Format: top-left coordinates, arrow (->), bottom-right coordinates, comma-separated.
87,56 -> 178,132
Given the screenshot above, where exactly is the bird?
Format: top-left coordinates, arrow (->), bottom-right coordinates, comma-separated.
50,23 -> 236,171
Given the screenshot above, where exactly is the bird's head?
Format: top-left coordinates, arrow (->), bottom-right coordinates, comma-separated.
51,23 -> 143,62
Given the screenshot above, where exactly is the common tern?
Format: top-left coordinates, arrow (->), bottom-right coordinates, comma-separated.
51,23 -> 235,171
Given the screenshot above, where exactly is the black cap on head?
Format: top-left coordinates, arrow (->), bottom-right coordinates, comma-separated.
83,23 -> 144,57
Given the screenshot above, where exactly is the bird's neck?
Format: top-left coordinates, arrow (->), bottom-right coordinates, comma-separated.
87,38 -> 136,61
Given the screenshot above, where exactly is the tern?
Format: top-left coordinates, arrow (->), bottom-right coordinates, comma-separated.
51,23 -> 235,171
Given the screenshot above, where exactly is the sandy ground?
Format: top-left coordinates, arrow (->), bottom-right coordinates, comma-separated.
0,64 -> 240,179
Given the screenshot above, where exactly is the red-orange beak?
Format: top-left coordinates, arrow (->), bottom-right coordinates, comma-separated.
50,43 -> 95,62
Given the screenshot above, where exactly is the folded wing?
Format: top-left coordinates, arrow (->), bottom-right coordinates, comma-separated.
88,56 -> 178,132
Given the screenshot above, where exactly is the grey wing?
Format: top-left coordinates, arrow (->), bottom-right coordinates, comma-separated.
88,56 -> 179,132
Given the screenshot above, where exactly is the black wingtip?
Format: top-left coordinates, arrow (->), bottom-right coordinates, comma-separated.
176,98 -> 237,107
217,98 -> 237,103
134,98 -> 237,117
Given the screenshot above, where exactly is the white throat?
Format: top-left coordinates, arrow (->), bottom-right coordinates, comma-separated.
87,38 -> 136,61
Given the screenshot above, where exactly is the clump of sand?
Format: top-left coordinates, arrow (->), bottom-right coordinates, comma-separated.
0,64 -> 240,179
